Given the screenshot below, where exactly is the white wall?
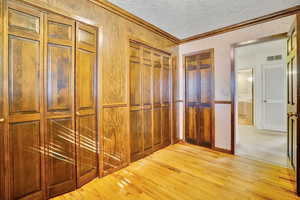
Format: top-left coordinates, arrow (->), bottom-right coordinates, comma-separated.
235,39 -> 287,132
178,15 -> 294,151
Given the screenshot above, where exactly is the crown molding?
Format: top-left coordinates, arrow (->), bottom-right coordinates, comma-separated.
88,0 -> 180,44
180,5 -> 300,44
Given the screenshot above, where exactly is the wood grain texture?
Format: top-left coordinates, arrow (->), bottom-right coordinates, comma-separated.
103,107 -> 128,175
51,143 -> 299,200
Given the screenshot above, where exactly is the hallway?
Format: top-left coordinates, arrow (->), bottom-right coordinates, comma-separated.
236,126 -> 288,167
52,143 -> 297,200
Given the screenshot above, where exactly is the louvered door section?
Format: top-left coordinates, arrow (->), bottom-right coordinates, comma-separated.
44,13 -> 76,198
75,22 -> 98,187
185,49 -> 214,148
6,2 -> 45,200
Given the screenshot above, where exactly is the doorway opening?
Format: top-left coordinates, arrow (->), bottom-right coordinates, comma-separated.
234,35 -> 288,167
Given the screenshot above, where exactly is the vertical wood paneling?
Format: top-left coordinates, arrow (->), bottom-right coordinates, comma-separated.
103,107 -> 128,174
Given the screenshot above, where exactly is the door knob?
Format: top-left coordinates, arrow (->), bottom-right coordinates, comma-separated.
0,118 -> 4,122
263,100 -> 267,103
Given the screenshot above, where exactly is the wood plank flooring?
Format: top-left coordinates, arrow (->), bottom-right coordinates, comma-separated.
52,143 -> 299,200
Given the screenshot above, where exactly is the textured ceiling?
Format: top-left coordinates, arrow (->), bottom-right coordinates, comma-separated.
107,0 -> 300,39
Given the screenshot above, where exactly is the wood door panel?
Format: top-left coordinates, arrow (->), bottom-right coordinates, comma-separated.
76,49 -> 95,111
162,107 -> 170,145
153,108 -> 161,146
162,68 -> 170,103
130,111 -> 143,161
153,67 -> 161,105
47,44 -> 72,112
77,115 -> 97,177
47,118 -> 75,197
200,69 -> 212,104
143,65 -> 152,105
186,70 -> 201,103
9,35 -> 40,114
143,109 -> 152,151
8,7 -> 40,39
48,21 -> 72,41
130,62 -> 141,106
10,121 -> 42,200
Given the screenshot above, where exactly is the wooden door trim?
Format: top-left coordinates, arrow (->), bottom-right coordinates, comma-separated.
183,48 -> 215,149
230,32 -> 288,155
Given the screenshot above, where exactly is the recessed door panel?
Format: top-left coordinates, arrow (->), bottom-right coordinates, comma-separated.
130,110 -> 143,161
143,65 -> 152,105
76,49 -> 95,111
130,62 -> 141,106
153,107 -> 161,146
78,115 -> 97,177
11,121 -> 42,200
143,109 -> 152,151
47,44 -> 72,112
162,107 -> 170,145
153,68 -> 161,105
9,36 -> 40,114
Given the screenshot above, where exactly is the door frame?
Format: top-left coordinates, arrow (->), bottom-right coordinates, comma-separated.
230,32 -> 288,154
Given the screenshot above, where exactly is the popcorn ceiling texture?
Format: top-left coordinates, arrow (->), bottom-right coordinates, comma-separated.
108,0 -> 300,39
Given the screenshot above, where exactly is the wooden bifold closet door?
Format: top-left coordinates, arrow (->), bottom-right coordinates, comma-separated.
44,13 -> 76,198
185,49 -> 214,148
6,2 -> 45,200
1,1 -> 99,199
129,40 -> 171,162
75,22 -> 98,187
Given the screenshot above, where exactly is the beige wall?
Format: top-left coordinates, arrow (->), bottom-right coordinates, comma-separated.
179,15 -> 294,151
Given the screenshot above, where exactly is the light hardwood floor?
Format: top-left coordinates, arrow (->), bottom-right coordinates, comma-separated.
52,143 -> 298,200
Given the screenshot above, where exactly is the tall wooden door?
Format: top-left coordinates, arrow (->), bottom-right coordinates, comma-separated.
287,14 -> 300,195
75,22 -> 98,187
185,49 -> 214,147
45,13 -> 76,198
6,2 -> 45,199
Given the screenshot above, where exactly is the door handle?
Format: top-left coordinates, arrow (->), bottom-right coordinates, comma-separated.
263,100 -> 267,103
0,118 -> 4,122
288,112 -> 299,117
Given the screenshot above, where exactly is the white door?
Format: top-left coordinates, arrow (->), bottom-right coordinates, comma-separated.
262,63 -> 286,131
